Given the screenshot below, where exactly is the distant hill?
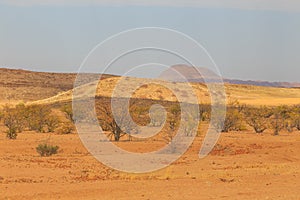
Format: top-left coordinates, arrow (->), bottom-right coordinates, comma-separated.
0,68 -> 115,104
34,75 -> 300,107
224,79 -> 300,88
159,64 -> 221,82
1,67 -> 300,106
160,64 -> 300,88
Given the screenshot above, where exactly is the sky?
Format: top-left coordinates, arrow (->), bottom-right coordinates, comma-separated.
0,0 -> 300,82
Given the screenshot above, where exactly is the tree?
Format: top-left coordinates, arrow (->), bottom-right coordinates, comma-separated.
222,108 -> 244,132
162,103 -> 181,143
0,109 -> 3,121
221,100 -> 245,132
149,105 -> 166,127
60,104 -> 74,122
290,105 -> 300,131
96,98 -> 138,141
57,122 -> 74,134
45,115 -> 60,132
244,106 -> 272,134
181,103 -> 199,136
26,105 -> 51,132
2,105 -> 25,139
269,106 -> 286,135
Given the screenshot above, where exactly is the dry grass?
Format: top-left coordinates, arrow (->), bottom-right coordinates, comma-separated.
32,76 -> 300,106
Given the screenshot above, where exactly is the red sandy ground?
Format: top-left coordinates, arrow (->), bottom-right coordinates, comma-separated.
0,130 -> 300,200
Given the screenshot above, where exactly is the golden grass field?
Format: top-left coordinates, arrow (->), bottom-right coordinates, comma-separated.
0,68 -> 300,199
33,76 -> 300,106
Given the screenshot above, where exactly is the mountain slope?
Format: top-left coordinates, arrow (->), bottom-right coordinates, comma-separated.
33,76 -> 300,106
160,64 -> 300,88
0,68 -> 115,105
1,67 -> 300,107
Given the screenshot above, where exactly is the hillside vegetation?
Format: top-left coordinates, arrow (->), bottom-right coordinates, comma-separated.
32,76 -> 300,106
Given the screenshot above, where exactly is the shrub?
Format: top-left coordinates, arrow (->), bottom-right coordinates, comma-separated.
222,108 -> 244,132
6,127 -> 18,139
60,104 -> 74,122
36,143 -> 59,157
45,115 -> 60,132
57,123 -> 74,134
284,120 -> 294,133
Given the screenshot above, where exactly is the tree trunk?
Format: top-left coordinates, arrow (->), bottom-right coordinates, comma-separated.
114,126 -> 121,141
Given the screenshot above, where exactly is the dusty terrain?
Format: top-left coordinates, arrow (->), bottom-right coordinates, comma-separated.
0,129 -> 299,200
1,68 -> 300,199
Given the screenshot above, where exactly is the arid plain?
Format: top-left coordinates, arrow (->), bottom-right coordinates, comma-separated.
0,68 -> 300,200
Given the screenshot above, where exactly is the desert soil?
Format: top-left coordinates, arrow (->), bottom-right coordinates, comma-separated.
0,130 -> 300,200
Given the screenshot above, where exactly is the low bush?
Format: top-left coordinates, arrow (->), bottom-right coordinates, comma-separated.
36,143 -> 59,157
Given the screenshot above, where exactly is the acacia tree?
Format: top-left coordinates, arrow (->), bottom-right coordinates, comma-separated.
97,98 -> 138,141
244,106 -> 273,134
181,103 -> 199,136
221,100 -> 245,132
270,115 -> 284,135
221,108 -> 243,132
26,105 -> 52,132
2,105 -> 25,139
269,107 -> 285,135
182,116 -> 197,137
290,105 -> 300,131
149,106 -> 166,127
163,104 -> 180,143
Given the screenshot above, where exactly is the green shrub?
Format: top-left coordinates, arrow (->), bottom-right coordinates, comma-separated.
36,143 -> 59,157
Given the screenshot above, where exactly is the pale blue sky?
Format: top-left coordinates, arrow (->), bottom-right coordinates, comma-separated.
0,1 -> 300,82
